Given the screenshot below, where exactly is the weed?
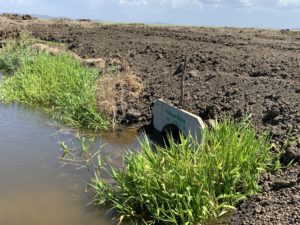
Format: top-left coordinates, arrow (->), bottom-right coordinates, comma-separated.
80,136 -> 96,157
0,35 -> 108,130
60,141 -> 69,157
92,117 -> 277,225
0,32 -> 34,74
60,135 -> 105,169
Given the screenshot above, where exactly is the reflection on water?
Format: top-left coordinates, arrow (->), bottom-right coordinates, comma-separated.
0,188 -> 101,225
0,103 -> 140,225
101,127 -> 140,145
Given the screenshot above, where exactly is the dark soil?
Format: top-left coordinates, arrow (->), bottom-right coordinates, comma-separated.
231,163 -> 300,224
1,14 -> 300,224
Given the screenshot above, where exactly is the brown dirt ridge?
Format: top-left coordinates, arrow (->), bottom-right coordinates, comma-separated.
0,14 -> 300,224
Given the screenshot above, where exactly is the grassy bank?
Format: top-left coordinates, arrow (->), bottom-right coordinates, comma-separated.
92,118 -> 278,225
0,34 -> 108,130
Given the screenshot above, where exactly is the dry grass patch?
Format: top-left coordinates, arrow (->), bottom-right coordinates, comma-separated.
96,70 -> 143,128
31,43 -> 82,60
83,58 -> 106,70
32,43 -> 62,54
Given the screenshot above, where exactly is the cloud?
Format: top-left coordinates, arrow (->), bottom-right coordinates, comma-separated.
0,0 -> 37,6
120,0 -> 149,5
86,0 -> 119,9
119,0 -> 300,8
2,0 -> 300,10
278,0 -> 300,7
120,0 -> 202,7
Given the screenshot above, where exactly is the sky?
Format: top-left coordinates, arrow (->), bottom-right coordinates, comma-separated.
0,0 -> 299,28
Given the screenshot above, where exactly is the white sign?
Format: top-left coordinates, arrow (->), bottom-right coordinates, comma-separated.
153,99 -> 206,143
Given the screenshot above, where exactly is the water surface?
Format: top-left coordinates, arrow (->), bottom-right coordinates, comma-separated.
0,103 -> 140,225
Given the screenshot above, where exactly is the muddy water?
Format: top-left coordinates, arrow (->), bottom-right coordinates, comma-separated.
0,103 -> 140,225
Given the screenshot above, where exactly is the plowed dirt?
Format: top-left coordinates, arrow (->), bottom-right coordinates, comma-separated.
0,14 -> 299,224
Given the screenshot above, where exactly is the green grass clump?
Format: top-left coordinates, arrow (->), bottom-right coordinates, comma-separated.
92,118 -> 276,225
0,33 -> 34,74
0,36 -> 108,130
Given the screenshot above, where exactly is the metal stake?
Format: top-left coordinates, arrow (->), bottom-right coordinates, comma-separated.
180,56 -> 188,107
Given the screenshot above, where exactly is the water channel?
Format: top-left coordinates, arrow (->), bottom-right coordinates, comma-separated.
0,102 -> 140,225
0,72 -> 230,225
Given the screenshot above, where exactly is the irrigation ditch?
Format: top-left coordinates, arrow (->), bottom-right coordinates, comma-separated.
0,35 -> 281,225
0,36 -> 253,225
0,14 -> 300,224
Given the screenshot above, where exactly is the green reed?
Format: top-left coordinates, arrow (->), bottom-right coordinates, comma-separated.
92,117 -> 278,225
0,35 -> 108,130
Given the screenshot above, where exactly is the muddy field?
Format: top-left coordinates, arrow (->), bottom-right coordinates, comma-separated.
0,14 -> 300,224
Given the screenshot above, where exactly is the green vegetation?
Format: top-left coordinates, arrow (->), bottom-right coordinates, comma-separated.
0,34 -> 108,130
92,118 -> 278,225
0,34 -> 34,74
60,135 -> 102,168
